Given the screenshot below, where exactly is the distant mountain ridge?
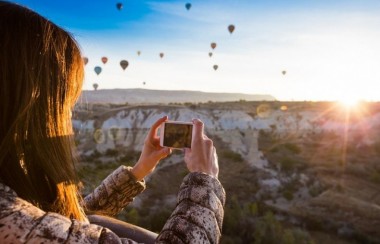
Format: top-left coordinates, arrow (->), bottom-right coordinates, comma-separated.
78,88 -> 276,104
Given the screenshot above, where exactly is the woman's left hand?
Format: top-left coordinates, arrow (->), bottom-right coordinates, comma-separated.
131,116 -> 172,181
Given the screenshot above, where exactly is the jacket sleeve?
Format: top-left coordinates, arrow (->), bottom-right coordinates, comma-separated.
83,165 -> 146,216
156,172 -> 226,244
0,183 -> 138,243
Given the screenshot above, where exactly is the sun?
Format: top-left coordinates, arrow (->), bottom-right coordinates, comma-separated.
338,96 -> 361,110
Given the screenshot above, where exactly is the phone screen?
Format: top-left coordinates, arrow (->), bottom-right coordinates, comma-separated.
163,123 -> 193,148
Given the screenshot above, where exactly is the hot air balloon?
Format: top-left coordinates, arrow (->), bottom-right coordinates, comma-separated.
94,66 -> 102,75
143,81 -> 146,85
185,3 -> 191,10
211,42 -> 217,49
93,83 -> 99,91
228,24 -> 235,34
208,52 -> 213,57
101,57 -> 108,64
159,53 -> 164,58
83,57 -> 88,65
120,60 -> 129,70
116,3 -> 123,10
137,51 -> 141,56
213,65 -> 218,71
282,70 -> 287,75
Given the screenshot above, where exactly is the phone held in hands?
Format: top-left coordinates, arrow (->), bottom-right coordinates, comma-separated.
159,121 -> 193,149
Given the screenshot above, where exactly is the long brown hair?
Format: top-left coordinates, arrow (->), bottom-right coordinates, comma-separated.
0,1 -> 86,221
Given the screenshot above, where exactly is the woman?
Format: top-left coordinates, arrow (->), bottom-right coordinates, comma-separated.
0,1 -> 225,243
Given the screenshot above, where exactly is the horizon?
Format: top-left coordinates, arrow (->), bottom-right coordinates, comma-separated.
81,88 -> 380,103
13,0 -> 380,102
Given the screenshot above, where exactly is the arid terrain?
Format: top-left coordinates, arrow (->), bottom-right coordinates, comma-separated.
73,98 -> 380,243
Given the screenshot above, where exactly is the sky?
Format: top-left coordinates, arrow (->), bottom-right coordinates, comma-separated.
12,0 -> 380,101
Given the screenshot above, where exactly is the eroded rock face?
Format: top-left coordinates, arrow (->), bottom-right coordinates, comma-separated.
73,103 -> 380,241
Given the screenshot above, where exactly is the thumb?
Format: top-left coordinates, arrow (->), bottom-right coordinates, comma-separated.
157,147 -> 172,159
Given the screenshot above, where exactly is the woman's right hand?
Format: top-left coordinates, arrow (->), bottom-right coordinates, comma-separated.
184,119 -> 219,178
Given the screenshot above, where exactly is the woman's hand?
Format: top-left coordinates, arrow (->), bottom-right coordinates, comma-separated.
131,116 -> 172,181
184,119 -> 219,178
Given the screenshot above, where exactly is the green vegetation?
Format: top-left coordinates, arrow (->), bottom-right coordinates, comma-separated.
283,143 -> 302,154
280,157 -> 299,172
253,212 -> 314,244
221,150 -> 244,162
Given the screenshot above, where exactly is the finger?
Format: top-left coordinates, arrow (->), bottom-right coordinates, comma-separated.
211,146 -> 217,159
192,118 -> 204,142
184,148 -> 191,160
148,115 -> 168,139
158,147 -> 172,159
205,138 -> 213,149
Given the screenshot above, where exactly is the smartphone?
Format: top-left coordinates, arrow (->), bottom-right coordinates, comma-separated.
159,121 -> 193,149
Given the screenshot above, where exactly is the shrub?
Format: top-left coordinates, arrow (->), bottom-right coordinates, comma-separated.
283,143 -> 302,154
280,157 -> 298,172
221,150 -> 244,162
118,208 -> 140,225
283,189 -> 294,201
308,184 -> 325,197
254,212 -> 314,244
118,150 -> 140,165
105,148 -> 118,157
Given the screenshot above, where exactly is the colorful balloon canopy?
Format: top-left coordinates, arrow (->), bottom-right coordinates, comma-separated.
159,53 -> 164,58
120,60 -> 129,70
83,57 -> 88,65
94,66 -> 102,75
101,57 -> 108,64
213,65 -> 218,71
116,3 -> 123,10
211,42 -> 217,49
185,3 -> 191,10
228,24 -> 235,34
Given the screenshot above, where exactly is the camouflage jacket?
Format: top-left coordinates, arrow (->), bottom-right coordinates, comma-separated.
0,166 -> 225,243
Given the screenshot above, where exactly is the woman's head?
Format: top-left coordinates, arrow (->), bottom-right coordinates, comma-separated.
0,1 -> 86,220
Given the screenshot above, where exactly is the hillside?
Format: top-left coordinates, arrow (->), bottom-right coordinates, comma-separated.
78,88 -> 276,104
73,101 -> 380,243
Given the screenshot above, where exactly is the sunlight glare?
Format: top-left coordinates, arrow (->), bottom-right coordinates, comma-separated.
338,96 -> 361,110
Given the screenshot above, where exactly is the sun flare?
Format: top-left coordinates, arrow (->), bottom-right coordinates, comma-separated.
338,97 -> 361,109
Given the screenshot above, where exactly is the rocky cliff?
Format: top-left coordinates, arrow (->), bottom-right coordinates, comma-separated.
73,101 -> 380,243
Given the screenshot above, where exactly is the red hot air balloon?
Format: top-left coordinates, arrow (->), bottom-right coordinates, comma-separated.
213,65 -> 218,71
101,57 -> 108,64
120,60 -> 129,70
228,24 -> 235,34
83,57 -> 88,65
211,42 -> 217,49
159,53 -> 164,58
